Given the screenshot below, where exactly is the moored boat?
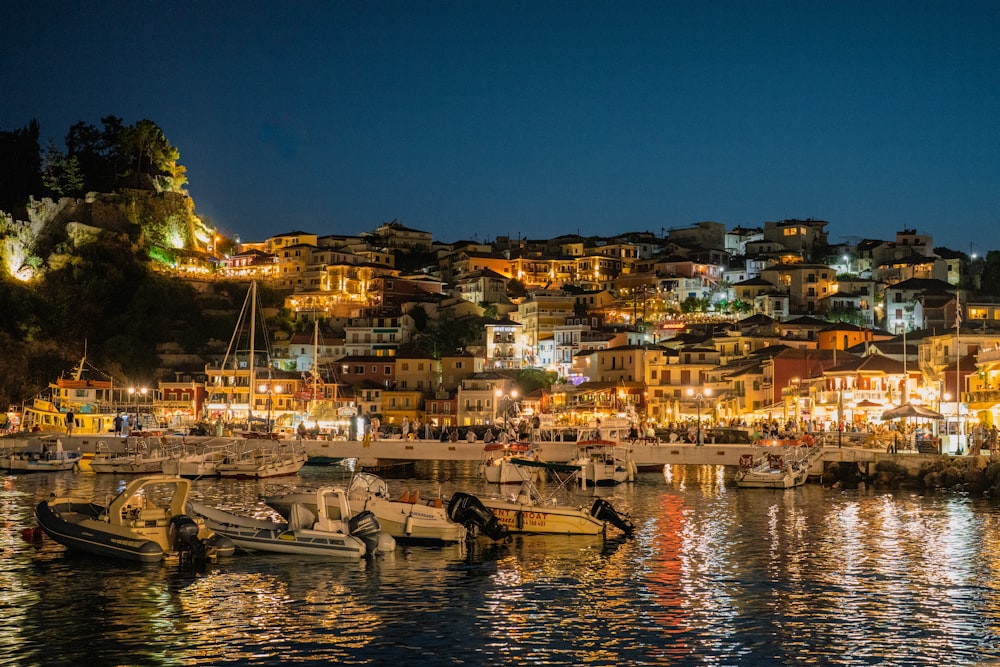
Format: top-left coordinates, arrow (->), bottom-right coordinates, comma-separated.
478,442 -> 544,485
90,437 -> 172,474
20,355 -> 133,436
569,435 -> 636,487
0,437 -> 82,472
734,443 -> 824,489
265,473 -> 509,545
34,475 -> 235,564
189,486 -> 395,558
162,439 -> 234,478
215,440 -> 307,479
479,479 -> 634,536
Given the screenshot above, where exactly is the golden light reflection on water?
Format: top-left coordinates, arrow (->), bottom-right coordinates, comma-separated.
4,465 -> 1000,664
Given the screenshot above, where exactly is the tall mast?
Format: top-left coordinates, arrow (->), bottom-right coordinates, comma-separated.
248,281 -> 257,425
312,318 -> 319,406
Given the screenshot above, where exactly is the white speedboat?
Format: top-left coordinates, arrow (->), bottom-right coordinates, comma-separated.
479,479 -> 634,536
162,440 -> 234,478
478,442 -> 544,485
215,440 -> 307,479
34,475 -> 235,564
735,444 -> 824,489
189,486 -> 395,558
90,438 -> 172,474
0,438 -> 82,472
265,473 -> 509,545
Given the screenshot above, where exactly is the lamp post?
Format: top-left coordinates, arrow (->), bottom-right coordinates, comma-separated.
128,386 -> 147,433
494,388 -> 518,428
259,382 -> 283,434
687,387 -> 712,446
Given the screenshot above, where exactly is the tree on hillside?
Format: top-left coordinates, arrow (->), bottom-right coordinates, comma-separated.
42,142 -> 85,197
516,368 -> 558,394
65,115 -> 125,193
0,120 -> 42,211
120,119 -> 187,191
980,251 -> 1000,297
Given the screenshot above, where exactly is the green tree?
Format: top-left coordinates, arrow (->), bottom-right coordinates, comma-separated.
42,142 -> 85,197
120,120 -> 187,191
409,304 -> 429,331
65,115 -> 124,193
516,368 -> 558,394
980,251 -> 1000,297
0,119 -> 43,210
506,279 -> 527,299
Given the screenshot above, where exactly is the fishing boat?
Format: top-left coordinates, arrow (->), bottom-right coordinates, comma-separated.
479,479 -> 635,536
188,486 -> 395,558
265,473 -> 509,545
568,431 -> 636,487
20,354 -> 126,435
215,440 -> 307,479
0,437 -> 82,472
90,437 -> 173,474
34,475 -> 236,564
735,443 -> 824,489
477,441 -> 544,485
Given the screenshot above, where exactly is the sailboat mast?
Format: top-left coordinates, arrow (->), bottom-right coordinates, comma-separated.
248,281 -> 256,425
313,318 -> 319,405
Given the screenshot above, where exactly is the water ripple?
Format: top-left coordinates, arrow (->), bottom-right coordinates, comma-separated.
3,466 -> 1000,665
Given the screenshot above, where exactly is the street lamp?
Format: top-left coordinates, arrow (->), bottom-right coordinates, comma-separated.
687,387 -> 712,446
259,382 -> 283,433
128,386 -> 147,433
495,388 -> 518,427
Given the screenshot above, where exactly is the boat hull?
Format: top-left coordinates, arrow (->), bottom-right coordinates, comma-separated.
35,498 -> 233,563
189,501 -> 370,558
0,455 -> 80,473
735,467 -> 809,489
266,489 -> 466,546
479,499 -> 605,535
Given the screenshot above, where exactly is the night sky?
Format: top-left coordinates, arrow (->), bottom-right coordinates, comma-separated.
4,1 -> 999,250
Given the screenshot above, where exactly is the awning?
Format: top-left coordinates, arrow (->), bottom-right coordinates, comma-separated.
880,403 -> 944,420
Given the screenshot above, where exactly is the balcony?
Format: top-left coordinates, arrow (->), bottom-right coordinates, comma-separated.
966,390 -> 1000,406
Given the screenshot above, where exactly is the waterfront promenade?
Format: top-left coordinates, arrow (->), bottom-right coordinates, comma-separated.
7,431 -> 948,478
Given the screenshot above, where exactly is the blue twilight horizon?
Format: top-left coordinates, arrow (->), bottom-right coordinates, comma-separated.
2,1 -> 998,249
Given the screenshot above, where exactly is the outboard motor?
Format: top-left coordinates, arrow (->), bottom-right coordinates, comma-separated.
348,510 -> 384,555
447,493 -> 509,542
170,514 -> 206,560
590,498 -> 635,536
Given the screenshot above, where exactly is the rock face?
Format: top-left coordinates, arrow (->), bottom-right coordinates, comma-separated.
1,191 -> 208,281
822,456 -> 1000,495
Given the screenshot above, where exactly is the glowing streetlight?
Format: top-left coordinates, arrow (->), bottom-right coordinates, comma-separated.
259,383 -> 283,433
687,387 -> 712,446
495,388 -> 518,427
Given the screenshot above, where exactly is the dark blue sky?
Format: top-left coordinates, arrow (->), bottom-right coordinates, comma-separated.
4,1 -> 999,250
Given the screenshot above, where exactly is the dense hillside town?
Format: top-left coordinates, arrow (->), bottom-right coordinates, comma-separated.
3,119 -> 999,451
62,215 -> 996,455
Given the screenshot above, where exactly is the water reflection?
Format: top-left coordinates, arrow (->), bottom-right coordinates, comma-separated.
3,466 -> 1000,665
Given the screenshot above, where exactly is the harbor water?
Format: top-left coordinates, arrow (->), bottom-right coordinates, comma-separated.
3,462 -> 1000,666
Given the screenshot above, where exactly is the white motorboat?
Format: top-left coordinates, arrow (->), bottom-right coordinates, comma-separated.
0,438 -> 82,472
569,434 -> 636,487
90,437 -> 172,474
479,479 -> 635,536
162,440 -> 234,478
265,473 -> 509,545
215,440 -> 307,479
478,442 -> 544,485
188,486 -> 395,558
34,475 -> 235,564
735,444 -> 824,489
